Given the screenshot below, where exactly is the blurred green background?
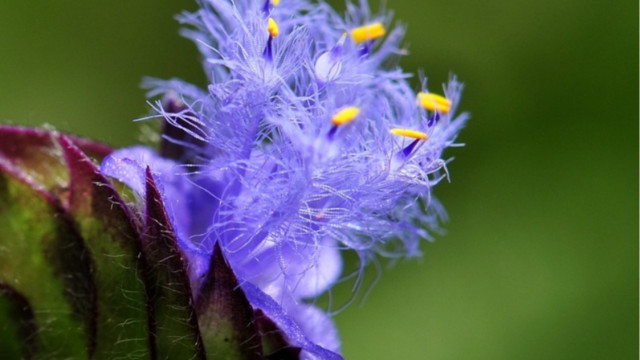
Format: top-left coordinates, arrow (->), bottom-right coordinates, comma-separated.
0,0 -> 637,359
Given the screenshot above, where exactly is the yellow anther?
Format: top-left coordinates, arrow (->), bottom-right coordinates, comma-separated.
331,106 -> 360,126
351,22 -> 386,44
271,0 -> 280,6
268,17 -> 279,37
390,128 -> 429,140
417,92 -> 451,113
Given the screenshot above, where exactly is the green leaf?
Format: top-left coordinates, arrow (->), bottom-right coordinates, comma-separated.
196,243 -> 262,360
0,170 -> 94,358
143,167 -> 205,359
60,136 -> 155,359
0,283 -> 37,359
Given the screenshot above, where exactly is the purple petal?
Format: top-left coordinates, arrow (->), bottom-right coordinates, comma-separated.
240,282 -> 344,360
100,146 -> 177,196
287,304 -> 341,356
245,239 -> 343,300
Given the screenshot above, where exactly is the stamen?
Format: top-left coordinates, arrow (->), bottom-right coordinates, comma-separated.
390,128 -> 428,140
263,18 -> 279,61
417,92 -> 451,114
390,128 -> 428,157
271,0 -> 280,5
331,106 -> 360,126
351,22 -> 386,44
267,17 -> 279,38
327,106 -> 360,140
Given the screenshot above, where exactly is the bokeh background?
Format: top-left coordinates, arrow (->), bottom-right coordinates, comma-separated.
1,0 -> 637,359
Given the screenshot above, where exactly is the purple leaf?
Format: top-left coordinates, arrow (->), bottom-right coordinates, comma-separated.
159,94 -> 207,162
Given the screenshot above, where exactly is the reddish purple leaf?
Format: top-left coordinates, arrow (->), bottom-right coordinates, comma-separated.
0,125 -> 112,207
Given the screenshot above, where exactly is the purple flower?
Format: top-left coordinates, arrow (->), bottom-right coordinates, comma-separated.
101,0 -> 467,357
